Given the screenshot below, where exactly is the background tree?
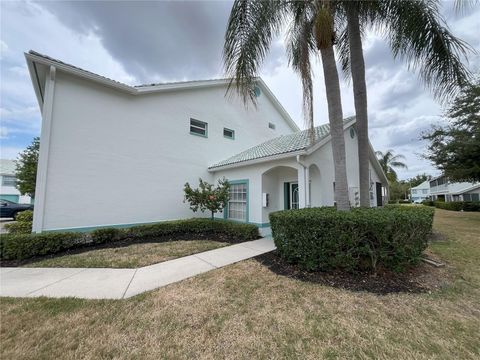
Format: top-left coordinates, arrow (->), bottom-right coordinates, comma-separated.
422,80 -> 480,182
14,137 -> 40,198
407,173 -> 431,188
375,149 -> 408,183
184,178 -> 230,220
389,180 -> 410,201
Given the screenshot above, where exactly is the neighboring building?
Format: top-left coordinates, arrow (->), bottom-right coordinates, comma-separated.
0,159 -> 32,204
410,180 -> 430,203
25,51 -> 388,233
429,175 -> 480,202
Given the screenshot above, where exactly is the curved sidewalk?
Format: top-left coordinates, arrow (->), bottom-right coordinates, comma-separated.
0,237 -> 275,300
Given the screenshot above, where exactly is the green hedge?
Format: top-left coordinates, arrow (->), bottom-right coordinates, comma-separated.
270,206 -> 435,272
4,210 -> 33,234
434,201 -> 480,212
0,219 -> 259,260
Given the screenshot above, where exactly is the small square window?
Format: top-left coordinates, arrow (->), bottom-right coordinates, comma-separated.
190,118 -> 207,137
268,122 -> 276,130
223,128 -> 235,139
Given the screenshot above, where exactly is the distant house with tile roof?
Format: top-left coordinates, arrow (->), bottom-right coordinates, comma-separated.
0,159 -> 32,204
25,51 -> 388,233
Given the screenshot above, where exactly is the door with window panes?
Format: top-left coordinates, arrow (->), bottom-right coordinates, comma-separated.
228,182 -> 247,221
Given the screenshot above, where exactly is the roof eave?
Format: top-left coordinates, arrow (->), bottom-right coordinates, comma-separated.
208,149 -> 307,172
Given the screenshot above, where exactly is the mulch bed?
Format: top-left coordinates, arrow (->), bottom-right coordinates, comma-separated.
254,250 -> 452,295
0,233 -> 244,268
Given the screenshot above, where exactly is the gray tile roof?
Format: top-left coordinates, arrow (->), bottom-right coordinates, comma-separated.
28,51 -> 131,87
209,117 -> 355,169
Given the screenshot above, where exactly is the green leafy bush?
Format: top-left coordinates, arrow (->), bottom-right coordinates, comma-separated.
126,219 -> 259,242
0,218 -> 260,260
4,210 -> 33,234
422,200 -> 435,206
1,232 -> 86,260
15,210 -> 33,222
270,206 -> 435,273
90,228 -> 123,244
434,201 -> 480,212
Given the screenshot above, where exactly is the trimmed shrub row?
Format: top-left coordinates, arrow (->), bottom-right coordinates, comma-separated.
0,219 -> 259,260
433,201 -> 480,212
270,206 -> 435,273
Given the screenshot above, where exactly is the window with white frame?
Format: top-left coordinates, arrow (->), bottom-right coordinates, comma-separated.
190,118 -> 208,137
2,176 -> 16,187
228,183 -> 247,221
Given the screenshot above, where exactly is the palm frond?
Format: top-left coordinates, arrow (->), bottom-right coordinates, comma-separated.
285,2 -> 316,142
223,0 -> 287,105
377,0 -> 474,103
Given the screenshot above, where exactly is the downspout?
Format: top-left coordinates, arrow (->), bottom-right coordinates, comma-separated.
296,155 -> 310,208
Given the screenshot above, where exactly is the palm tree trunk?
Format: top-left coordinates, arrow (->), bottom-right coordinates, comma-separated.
320,46 -> 350,211
347,7 -> 370,208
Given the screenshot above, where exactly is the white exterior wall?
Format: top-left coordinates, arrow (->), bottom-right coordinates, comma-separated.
38,72 -> 295,231
212,126 -> 387,225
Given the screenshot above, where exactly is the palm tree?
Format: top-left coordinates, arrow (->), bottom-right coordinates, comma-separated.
375,149 -> 408,183
223,1 -> 350,210
338,0 -> 472,207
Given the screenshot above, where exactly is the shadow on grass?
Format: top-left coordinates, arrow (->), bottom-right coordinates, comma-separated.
254,251 -> 450,295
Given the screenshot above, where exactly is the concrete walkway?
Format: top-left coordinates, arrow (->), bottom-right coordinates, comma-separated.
0,237 -> 275,300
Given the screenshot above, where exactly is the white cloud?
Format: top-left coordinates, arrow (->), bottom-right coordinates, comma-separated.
0,0 -> 478,182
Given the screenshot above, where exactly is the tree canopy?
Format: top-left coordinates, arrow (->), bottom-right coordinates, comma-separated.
14,137 -> 40,198
422,80 -> 480,182
184,178 -> 230,220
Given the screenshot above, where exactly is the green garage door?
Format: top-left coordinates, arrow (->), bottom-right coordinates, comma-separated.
0,194 -> 19,203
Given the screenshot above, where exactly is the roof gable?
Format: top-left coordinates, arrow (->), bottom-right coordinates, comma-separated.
25,51 -> 299,132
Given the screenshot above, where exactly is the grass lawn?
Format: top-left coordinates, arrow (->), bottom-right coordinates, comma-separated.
22,240 -> 228,268
1,209 -> 479,359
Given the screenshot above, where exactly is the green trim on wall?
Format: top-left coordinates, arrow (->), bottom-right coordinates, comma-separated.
224,179 -> 249,223
283,182 -> 290,210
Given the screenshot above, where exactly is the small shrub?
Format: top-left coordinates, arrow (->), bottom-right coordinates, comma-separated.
422,200 -> 434,207
5,210 -> 33,234
270,206 -> 435,273
398,199 -> 412,204
15,210 -> 33,222
463,201 -> 480,212
91,228 -> 123,244
4,221 -> 32,235
434,201 -> 480,212
0,232 -> 86,260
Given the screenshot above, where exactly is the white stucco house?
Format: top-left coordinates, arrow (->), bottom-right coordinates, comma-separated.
25,51 -> 388,233
429,175 -> 480,202
0,159 -> 32,204
410,180 -> 430,203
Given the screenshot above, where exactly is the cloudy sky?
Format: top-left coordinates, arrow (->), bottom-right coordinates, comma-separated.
1,0 -> 479,180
